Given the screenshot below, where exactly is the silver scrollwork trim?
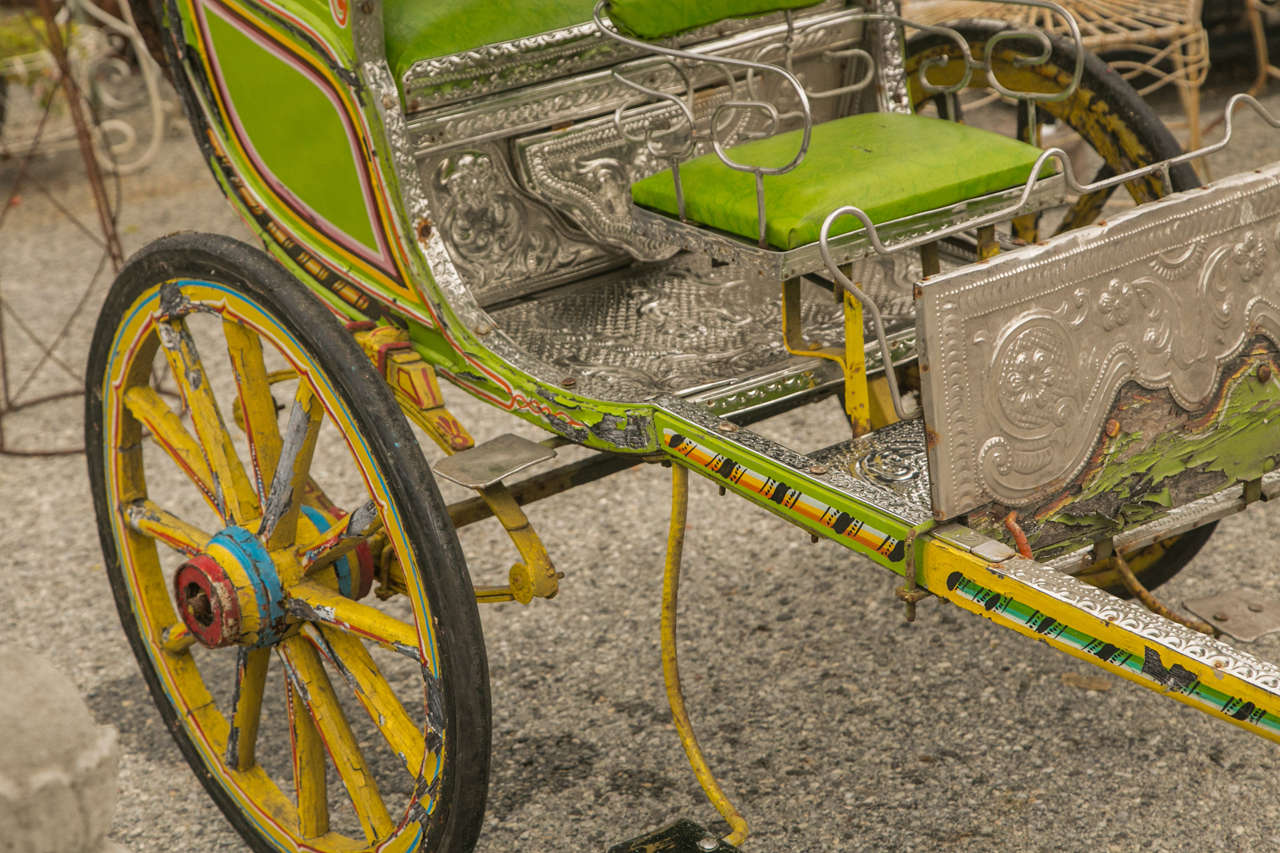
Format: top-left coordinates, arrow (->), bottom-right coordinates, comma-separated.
999,556 -> 1280,694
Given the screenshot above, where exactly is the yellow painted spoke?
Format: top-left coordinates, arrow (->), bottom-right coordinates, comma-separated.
123,386 -> 219,512
160,623 -> 196,655
298,500 -> 383,573
158,317 -> 260,524
122,499 -> 212,556
260,385 -> 323,550
225,647 -> 270,771
285,672 -> 329,838
224,319 -> 284,504
279,636 -> 393,842
287,581 -> 420,659
311,625 -> 428,778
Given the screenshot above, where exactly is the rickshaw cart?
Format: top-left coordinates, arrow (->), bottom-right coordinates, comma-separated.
81,0 -> 1280,848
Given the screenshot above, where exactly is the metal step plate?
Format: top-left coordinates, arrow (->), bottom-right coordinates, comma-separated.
432,433 -> 556,488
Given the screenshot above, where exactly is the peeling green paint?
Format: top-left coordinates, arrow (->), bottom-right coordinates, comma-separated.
969,347 -> 1280,557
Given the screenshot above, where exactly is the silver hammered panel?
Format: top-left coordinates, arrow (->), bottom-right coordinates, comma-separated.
419,142 -> 622,304
808,417 -> 933,523
489,261 -> 845,401
399,1 -> 849,111
917,164 -> 1280,519
514,93 -> 769,261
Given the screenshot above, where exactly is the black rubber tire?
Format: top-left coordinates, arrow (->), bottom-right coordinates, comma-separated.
85,233 -> 491,852
905,20 -> 1210,593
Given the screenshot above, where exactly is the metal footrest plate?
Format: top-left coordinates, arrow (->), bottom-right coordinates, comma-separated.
606,820 -> 738,853
432,433 -> 555,488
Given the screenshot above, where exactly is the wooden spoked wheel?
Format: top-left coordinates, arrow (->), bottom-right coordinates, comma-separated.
85,233 -> 490,852
905,21 -> 1215,593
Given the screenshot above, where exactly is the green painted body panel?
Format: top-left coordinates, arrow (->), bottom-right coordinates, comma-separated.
605,0 -> 821,38
205,10 -> 379,253
630,113 -> 1054,250
383,0 -> 598,84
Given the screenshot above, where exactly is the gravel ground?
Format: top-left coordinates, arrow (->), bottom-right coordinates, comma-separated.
6,44 -> 1280,853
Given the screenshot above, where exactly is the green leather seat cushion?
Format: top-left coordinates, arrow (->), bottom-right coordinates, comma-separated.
605,0 -> 824,39
630,112 -> 1055,251
383,0 -> 599,84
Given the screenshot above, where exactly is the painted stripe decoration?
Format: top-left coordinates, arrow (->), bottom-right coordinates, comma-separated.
945,571 -> 1280,736
663,429 -> 905,562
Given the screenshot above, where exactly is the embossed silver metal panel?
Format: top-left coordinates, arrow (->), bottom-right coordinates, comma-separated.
407,8 -> 863,154
917,164 -> 1280,519
490,261 -> 845,402
420,143 -> 622,304
807,417 -> 933,524
514,93 -> 761,261
399,1 -> 849,111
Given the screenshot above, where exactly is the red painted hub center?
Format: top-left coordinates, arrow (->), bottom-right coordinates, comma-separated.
174,555 -> 241,648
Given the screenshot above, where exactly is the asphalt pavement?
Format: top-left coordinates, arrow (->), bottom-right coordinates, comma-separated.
6,46 -> 1280,853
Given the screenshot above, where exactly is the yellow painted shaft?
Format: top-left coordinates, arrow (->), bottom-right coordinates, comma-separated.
662,464 -> 749,848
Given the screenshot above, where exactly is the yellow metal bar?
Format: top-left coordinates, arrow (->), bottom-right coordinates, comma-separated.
841,288 -> 871,437
976,225 -> 999,260
662,464 -> 749,848
479,484 -> 558,603
920,532 -> 1280,746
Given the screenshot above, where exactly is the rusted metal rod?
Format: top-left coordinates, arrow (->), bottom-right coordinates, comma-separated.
37,0 -> 125,271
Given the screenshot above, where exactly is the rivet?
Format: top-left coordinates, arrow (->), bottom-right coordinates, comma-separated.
1259,364 -> 1272,384
1249,602 -> 1265,613
1104,418 -> 1120,438
717,421 -> 738,433
561,376 -> 577,388
381,93 -> 397,110
1214,612 -> 1229,622
808,464 -> 828,475
697,839 -> 719,852
416,219 -> 432,241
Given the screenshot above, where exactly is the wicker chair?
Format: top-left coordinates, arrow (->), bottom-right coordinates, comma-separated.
1249,0 -> 1280,95
903,1 -> 1208,152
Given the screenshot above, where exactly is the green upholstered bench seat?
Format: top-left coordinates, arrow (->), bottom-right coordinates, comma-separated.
629,112 -> 1055,251
383,0 -> 599,85
605,0 -> 823,39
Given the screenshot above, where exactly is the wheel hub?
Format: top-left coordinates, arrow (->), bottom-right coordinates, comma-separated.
174,515 -> 375,650
175,526 -> 287,649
